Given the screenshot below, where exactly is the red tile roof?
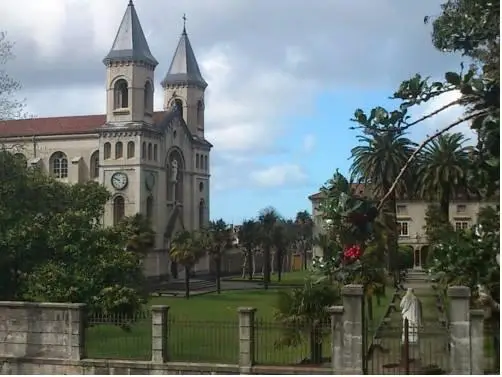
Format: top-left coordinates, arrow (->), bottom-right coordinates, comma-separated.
0,112 -> 167,138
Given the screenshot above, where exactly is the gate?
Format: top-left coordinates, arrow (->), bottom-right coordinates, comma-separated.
363,314 -> 450,374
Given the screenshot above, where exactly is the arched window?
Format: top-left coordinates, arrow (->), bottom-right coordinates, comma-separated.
104,142 -> 112,160
142,142 -> 146,159
148,143 -> 152,160
114,79 -> 129,109
115,142 -> 123,159
174,99 -> 183,120
127,141 -> 135,159
204,155 -> 208,170
196,154 -> 200,169
144,81 -> 153,113
14,153 -> 27,167
90,151 -> 99,179
146,196 -> 153,221
198,199 -> 205,229
153,144 -> 158,161
113,196 -> 125,225
196,100 -> 204,126
51,151 -> 68,179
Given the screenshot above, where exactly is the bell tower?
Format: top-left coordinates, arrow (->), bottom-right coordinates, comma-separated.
103,0 -> 158,126
161,16 -> 207,138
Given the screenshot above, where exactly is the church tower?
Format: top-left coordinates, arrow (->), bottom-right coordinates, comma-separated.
161,20 -> 207,138
103,0 -> 158,126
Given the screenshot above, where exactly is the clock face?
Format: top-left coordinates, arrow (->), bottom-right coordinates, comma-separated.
145,172 -> 155,191
111,172 -> 128,190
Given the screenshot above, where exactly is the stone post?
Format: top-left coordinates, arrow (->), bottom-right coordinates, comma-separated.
68,303 -> 86,360
470,309 -> 484,375
327,306 -> 344,373
151,305 -> 169,363
342,284 -> 364,374
447,286 -> 471,374
238,307 -> 256,374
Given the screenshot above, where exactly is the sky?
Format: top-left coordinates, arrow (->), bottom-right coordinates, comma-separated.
0,0 -> 476,224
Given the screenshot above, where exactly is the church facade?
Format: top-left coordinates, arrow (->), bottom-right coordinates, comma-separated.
0,1 -> 212,279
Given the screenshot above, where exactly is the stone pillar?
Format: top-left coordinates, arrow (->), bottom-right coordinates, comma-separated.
342,284 -> 364,374
448,286 -> 471,374
68,303 -> 86,360
151,305 -> 169,363
327,306 -> 344,373
470,309 -> 484,375
238,307 -> 256,374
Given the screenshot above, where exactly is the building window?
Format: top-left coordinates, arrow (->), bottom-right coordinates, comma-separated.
456,204 -> 466,213
148,143 -> 152,160
204,155 -> 208,170
113,196 -> 125,225
142,142 -> 146,159
397,221 -> 409,237
199,182 -> 204,192
198,199 -> 205,229
174,99 -> 183,120
153,145 -> 158,161
104,142 -> 112,160
14,153 -> 27,167
127,141 -> 135,159
196,100 -> 204,126
455,221 -> 470,231
196,154 -> 200,169
146,196 -> 153,221
90,151 -> 99,179
144,81 -> 153,113
115,142 -> 123,159
396,205 -> 407,215
50,151 -> 68,179
114,79 -> 128,109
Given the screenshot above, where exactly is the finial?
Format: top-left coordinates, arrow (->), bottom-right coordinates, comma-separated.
182,13 -> 187,34
128,0 -> 133,5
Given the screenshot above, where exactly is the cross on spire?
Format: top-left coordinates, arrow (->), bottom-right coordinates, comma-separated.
182,14 -> 187,33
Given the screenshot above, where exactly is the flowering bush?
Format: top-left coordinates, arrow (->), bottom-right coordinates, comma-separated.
343,244 -> 362,262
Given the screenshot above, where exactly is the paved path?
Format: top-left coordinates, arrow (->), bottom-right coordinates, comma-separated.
366,270 -> 450,374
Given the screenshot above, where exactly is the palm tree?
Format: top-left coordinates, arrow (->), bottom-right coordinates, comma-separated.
258,207 -> 281,290
295,210 -> 314,270
206,219 -> 233,294
169,230 -> 203,299
116,213 -> 155,255
272,219 -> 295,282
350,131 -> 416,278
416,132 -> 471,219
238,219 -> 259,280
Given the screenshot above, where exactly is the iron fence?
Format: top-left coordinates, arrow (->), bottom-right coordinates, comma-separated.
167,316 -> 239,363
84,310 -> 152,360
484,320 -> 500,374
253,318 -> 331,366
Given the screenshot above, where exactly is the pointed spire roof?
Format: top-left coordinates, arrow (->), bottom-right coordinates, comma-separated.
161,18 -> 207,89
103,0 -> 158,67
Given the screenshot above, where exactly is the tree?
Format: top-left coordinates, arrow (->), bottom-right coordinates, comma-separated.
272,219 -> 295,282
238,219 -> 259,280
423,204 -> 454,246
416,132 -> 472,218
115,213 -> 155,255
0,32 -> 26,120
350,132 -> 416,277
257,207 -> 281,290
294,211 -> 313,270
0,150 -> 148,316
206,219 -> 233,294
169,230 -> 203,299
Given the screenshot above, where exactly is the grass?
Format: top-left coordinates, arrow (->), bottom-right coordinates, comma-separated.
85,289 -> 332,365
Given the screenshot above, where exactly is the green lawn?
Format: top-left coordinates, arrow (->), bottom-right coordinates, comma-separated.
85,289 -> 332,365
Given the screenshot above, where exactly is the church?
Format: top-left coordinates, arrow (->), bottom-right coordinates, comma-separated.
0,1 -> 212,279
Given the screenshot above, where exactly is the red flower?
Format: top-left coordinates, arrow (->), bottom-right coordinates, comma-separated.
343,244 -> 362,261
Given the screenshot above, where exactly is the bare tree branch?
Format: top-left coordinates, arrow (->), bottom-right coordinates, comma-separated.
377,110 -> 490,211
403,98 -> 461,130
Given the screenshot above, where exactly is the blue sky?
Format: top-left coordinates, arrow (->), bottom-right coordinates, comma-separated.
2,0 -> 472,225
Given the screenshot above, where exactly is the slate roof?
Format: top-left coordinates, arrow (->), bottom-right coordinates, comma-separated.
161,27 -> 207,89
103,0 -> 158,67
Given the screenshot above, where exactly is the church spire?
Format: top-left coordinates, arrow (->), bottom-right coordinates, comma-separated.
161,15 -> 207,89
103,0 -> 158,67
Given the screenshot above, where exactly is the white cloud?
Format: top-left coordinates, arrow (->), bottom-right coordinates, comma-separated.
302,134 -> 316,153
250,164 -> 307,188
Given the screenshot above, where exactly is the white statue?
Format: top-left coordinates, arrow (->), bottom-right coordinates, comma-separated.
171,160 -> 178,182
400,288 -> 422,344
